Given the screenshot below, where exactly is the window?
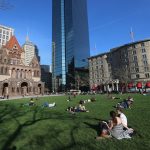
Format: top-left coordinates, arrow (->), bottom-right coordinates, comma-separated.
143,60 -> 148,65
144,67 -> 149,72
132,50 -> 136,55
136,74 -> 140,79
132,45 -> 136,49
6,36 -> 9,40
133,56 -> 137,61
142,54 -> 147,59
141,43 -> 145,47
145,73 -> 150,78
142,48 -> 146,53
135,68 -> 139,73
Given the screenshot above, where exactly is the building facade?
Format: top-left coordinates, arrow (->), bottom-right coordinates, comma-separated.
52,0 -> 90,92
89,39 -> 150,91
0,36 -> 44,97
41,65 -> 52,93
88,53 -> 115,92
111,39 -> 150,83
22,37 -> 36,66
0,24 -> 14,48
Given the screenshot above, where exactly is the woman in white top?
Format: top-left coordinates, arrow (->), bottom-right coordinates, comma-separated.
116,107 -> 127,127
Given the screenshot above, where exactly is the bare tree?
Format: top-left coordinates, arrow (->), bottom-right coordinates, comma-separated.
0,0 -> 13,10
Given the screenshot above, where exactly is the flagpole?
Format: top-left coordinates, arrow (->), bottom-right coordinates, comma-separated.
130,27 -> 135,42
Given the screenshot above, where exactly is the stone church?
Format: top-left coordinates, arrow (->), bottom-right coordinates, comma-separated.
0,36 -> 44,97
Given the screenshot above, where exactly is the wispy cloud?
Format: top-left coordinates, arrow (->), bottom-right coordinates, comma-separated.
90,11 -> 140,32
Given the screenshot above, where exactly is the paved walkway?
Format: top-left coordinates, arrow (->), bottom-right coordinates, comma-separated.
0,94 -> 65,101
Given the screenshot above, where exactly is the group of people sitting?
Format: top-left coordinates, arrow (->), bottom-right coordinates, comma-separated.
96,107 -> 134,140
115,96 -> 134,109
67,103 -> 89,114
66,97 -> 96,113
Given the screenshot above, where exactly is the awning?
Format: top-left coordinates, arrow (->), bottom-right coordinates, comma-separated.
91,85 -> 97,90
146,81 -> 150,88
136,82 -> 142,89
128,83 -> 133,88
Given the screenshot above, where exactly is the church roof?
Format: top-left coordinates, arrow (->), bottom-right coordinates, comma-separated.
3,36 -> 23,52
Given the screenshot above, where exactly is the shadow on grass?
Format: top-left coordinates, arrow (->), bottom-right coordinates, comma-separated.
0,103 -> 93,150
0,102 -> 113,150
84,122 -> 100,136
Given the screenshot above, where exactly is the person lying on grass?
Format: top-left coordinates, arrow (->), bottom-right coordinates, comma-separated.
29,98 -> 35,106
42,102 -> 56,108
79,97 -> 96,104
115,96 -> 134,109
20,98 -> 36,107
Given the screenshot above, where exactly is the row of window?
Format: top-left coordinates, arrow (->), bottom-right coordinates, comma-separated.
132,48 -> 146,55
0,34 -> 9,40
131,42 -> 148,49
0,67 -> 8,75
0,29 -> 10,35
136,73 -> 150,79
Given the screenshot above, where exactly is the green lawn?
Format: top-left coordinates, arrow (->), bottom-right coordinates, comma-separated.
0,94 -> 150,150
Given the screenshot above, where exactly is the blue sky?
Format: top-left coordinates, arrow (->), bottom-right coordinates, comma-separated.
1,0 -> 150,65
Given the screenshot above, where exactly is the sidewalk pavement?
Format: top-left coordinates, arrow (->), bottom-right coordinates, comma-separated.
0,94 -> 65,101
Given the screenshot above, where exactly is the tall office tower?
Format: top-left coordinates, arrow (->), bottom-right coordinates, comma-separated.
35,45 -> 41,62
0,24 -> 14,48
22,36 -> 36,66
52,0 -> 90,92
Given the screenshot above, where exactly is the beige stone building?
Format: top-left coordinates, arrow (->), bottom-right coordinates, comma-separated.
88,52 -> 114,91
111,39 -> 150,84
0,24 -> 14,48
88,39 -> 150,91
0,36 -> 44,97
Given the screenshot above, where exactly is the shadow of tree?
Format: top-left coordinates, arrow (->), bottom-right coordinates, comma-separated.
84,122 -> 100,136
0,103 -> 103,150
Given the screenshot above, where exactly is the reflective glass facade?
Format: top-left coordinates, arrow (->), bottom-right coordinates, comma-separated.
52,0 -> 90,92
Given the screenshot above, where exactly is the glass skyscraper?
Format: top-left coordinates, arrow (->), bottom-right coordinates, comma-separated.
52,0 -> 90,92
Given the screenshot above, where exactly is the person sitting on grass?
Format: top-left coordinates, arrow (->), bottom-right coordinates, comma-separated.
116,107 -> 127,127
96,110 -> 134,140
66,106 -> 76,114
29,98 -> 35,106
67,104 -> 89,113
96,120 -> 111,140
109,111 -> 133,140
77,104 -> 89,112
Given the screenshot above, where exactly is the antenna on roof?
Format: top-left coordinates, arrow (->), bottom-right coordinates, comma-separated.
26,28 -> 29,42
130,27 -> 135,42
93,43 -> 98,55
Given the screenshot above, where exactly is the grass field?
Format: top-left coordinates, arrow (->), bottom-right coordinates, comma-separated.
0,94 -> 150,150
